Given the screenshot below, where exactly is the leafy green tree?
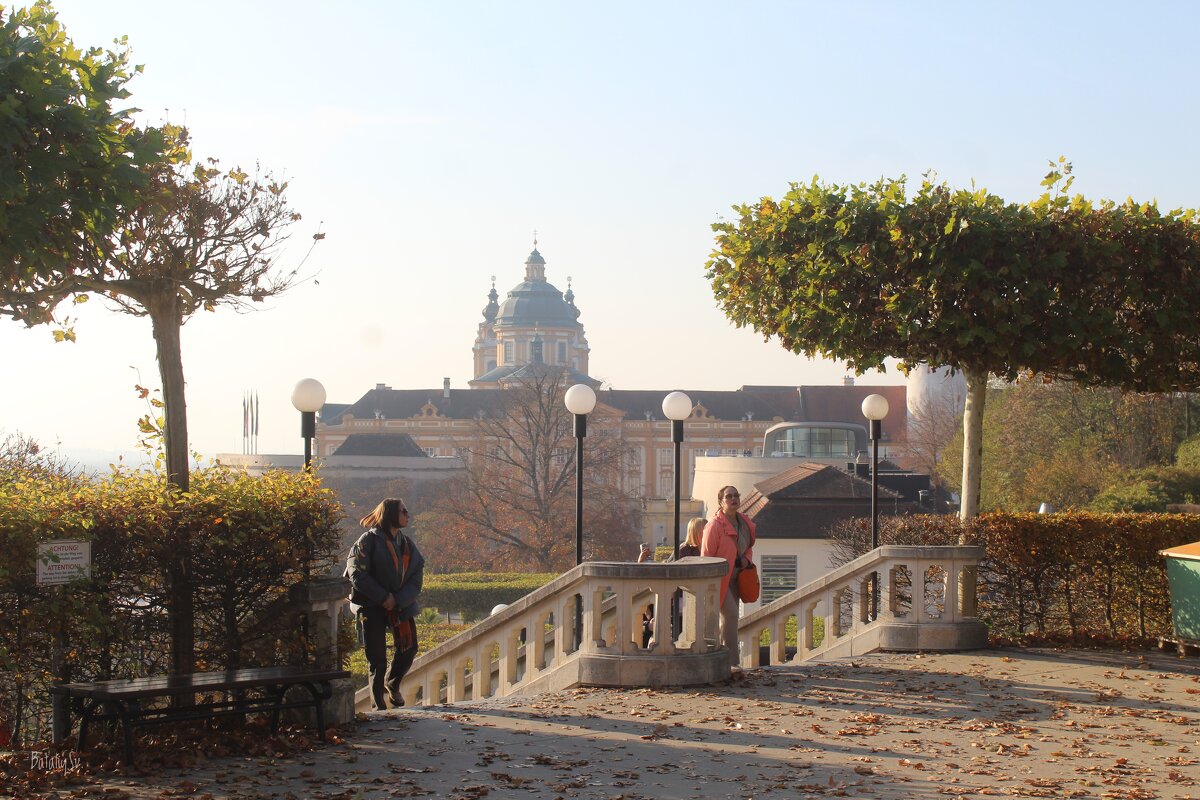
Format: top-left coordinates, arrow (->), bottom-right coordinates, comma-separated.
707,161 -> 1200,526
0,2 -> 164,306
1175,432 -> 1200,470
938,379 -> 1183,511
1089,466 -> 1200,513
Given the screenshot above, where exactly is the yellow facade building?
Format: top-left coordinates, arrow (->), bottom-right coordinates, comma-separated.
315,247 -> 909,547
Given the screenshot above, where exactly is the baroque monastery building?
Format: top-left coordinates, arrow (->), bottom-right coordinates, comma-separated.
316,246 -> 912,546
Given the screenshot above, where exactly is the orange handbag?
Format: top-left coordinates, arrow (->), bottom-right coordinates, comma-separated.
737,563 -> 760,603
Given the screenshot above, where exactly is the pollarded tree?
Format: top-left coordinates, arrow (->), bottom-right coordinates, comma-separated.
707,161 -> 1200,525
2,124 -> 317,673
4,124 -> 311,491
0,2 -> 165,297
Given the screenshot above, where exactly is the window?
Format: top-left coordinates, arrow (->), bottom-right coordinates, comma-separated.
760,555 -> 798,602
724,448 -> 739,456
423,447 -> 437,457
503,340 -> 513,364
557,341 -> 567,364
623,451 -> 642,494
454,447 -> 469,458
552,447 -> 569,466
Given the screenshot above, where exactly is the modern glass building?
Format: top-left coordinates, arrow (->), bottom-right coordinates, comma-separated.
762,421 -> 868,460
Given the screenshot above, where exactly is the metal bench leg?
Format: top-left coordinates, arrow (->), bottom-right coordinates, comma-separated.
77,700 -> 99,753
312,684 -> 327,742
268,686 -> 287,734
121,701 -> 140,766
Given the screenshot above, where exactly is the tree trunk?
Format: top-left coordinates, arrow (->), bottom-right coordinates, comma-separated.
150,292 -> 194,676
958,368 -> 988,530
224,595 -> 240,671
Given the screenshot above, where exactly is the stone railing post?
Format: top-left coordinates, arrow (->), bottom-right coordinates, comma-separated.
289,575 -> 354,725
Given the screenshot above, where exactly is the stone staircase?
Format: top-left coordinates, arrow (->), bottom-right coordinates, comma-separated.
355,546 -> 987,711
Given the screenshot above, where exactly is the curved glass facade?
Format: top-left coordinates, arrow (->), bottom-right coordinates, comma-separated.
764,424 -> 865,458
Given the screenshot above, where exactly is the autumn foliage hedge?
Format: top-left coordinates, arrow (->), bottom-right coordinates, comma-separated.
0,456 -> 342,746
834,512 -> 1199,642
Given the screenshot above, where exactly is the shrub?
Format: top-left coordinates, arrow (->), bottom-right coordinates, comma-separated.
420,572 -> 556,619
0,454 -> 342,746
831,512 -> 1198,642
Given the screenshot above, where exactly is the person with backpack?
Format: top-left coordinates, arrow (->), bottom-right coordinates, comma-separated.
347,498 -> 425,710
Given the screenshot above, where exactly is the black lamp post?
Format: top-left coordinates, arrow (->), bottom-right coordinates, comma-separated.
661,391 -> 693,559
861,393 -> 889,620
291,378 -> 327,471
564,383 -> 596,653
291,378 -> 326,633
564,383 -> 597,565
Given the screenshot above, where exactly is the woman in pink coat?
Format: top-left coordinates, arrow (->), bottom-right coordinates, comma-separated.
702,485 -> 756,664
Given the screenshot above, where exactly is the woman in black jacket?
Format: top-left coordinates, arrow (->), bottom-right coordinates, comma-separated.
346,498 -> 425,710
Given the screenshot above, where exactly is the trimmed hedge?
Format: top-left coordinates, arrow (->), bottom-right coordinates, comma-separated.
0,458 -> 342,746
833,512 -> 1199,642
420,572 -> 557,620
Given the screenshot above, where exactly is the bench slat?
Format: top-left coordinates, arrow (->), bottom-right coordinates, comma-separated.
51,667 -> 350,700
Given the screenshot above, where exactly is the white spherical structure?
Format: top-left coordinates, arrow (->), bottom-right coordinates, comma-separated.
564,383 -> 597,415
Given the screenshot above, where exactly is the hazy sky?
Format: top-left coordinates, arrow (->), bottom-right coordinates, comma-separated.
3,1 -> 1198,462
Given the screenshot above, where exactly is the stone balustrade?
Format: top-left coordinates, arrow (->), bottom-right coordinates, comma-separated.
738,545 -> 988,667
398,557 -> 732,706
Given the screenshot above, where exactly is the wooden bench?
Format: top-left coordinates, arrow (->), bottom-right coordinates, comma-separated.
50,666 -> 350,764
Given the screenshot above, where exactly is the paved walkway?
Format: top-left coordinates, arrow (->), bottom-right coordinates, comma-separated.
88,648 -> 1200,799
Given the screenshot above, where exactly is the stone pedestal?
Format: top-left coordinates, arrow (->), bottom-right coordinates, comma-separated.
289,575 -> 355,726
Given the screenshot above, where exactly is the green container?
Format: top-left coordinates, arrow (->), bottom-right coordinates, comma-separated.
1160,541 -> 1200,642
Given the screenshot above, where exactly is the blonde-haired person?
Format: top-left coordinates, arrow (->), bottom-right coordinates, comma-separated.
701,486 -> 756,665
679,517 -> 705,558
663,518 -> 706,562
346,498 -> 425,710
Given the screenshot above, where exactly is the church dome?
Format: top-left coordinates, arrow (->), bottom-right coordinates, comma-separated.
495,281 -> 579,326
495,249 -> 580,328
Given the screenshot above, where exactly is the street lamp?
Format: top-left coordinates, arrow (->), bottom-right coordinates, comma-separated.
564,383 -> 596,653
564,383 -> 597,565
662,391 -> 693,559
861,393 -> 888,621
291,378 -> 326,471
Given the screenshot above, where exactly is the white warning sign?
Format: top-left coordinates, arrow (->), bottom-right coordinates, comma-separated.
36,540 -> 92,585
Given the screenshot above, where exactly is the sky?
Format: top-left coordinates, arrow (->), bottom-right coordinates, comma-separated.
3,1 -> 1199,466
